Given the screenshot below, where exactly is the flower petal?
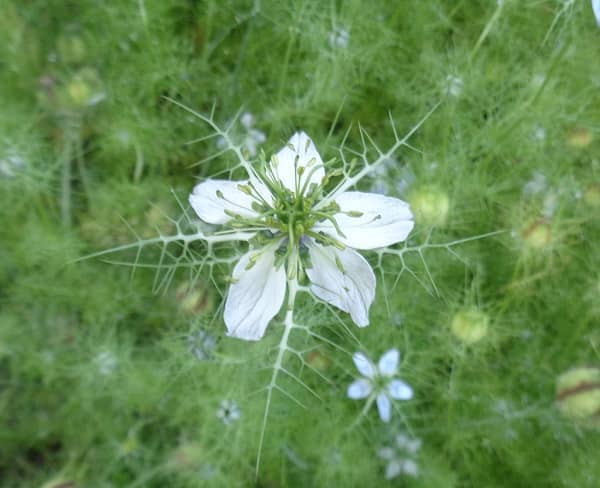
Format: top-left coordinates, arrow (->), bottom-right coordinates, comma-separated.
223,244 -> 286,341
594,0 -> 600,27
271,132 -> 325,195
378,349 -> 400,376
376,393 -> 392,423
385,460 -> 403,480
305,242 -> 376,327
401,459 -> 419,477
189,179 -> 260,225
377,447 -> 395,461
347,378 -> 373,399
388,379 -> 413,400
314,191 -> 414,249
352,352 -> 376,378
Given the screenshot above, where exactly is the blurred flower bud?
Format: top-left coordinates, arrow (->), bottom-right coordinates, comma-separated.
409,186 -> 450,227
521,219 -> 552,250
451,307 -> 489,344
556,367 -> 600,428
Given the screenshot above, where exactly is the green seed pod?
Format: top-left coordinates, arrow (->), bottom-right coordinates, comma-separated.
175,281 -> 213,316
521,219 -> 552,250
169,441 -> 206,471
556,367 -> 600,428
566,127 -> 593,148
583,183 -> 600,208
409,186 -> 450,227
60,68 -> 105,109
306,350 -> 331,371
451,307 -> 489,344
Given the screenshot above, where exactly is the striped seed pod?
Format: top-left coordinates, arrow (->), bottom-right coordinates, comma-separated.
556,366 -> 600,428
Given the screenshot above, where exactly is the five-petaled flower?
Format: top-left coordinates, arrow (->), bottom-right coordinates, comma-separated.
378,433 -> 422,479
189,132 -> 414,340
347,348 -> 413,422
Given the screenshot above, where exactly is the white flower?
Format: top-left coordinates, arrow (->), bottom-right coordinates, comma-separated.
94,350 -> 118,376
217,112 -> 266,158
347,348 -> 413,422
189,132 -> 414,341
216,399 -> 241,424
0,150 -> 26,178
445,74 -> 463,97
329,27 -> 350,49
593,0 -> 600,26
188,329 -> 217,360
378,433 -> 422,479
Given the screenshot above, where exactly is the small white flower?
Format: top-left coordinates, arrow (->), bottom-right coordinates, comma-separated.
190,132 -> 414,341
0,150 -> 26,178
216,399 -> 241,424
445,75 -> 463,97
378,433 -> 422,479
329,26 -> 350,49
592,0 -> 600,26
347,348 -> 413,422
532,125 -> 546,141
240,112 -> 266,157
188,329 -> 217,360
522,171 -> 547,196
94,350 -> 118,376
217,112 -> 266,158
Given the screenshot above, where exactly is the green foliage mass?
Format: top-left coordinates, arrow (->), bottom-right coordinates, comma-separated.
1,0 -> 600,486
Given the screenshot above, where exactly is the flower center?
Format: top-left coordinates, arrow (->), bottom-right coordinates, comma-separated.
272,189 -> 317,242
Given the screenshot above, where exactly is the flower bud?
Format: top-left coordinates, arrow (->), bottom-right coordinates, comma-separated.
451,307 -> 489,344
306,350 -> 331,371
566,127 -> 593,148
169,441 -> 206,471
409,186 -> 450,227
61,68 -> 105,109
175,281 -> 213,315
556,367 -> 600,428
521,219 -> 552,249
583,183 -> 600,208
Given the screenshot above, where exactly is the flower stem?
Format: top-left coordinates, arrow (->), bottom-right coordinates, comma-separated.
256,251 -> 299,477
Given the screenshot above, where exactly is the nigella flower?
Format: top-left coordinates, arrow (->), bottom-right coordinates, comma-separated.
189,132 -> 414,340
188,329 -> 217,360
216,399 -> 241,424
347,349 -> 413,422
378,433 -> 422,479
593,0 -> 600,26
329,26 -> 350,49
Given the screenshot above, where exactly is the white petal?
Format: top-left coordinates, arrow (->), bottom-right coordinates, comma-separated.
352,352 -> 376,378
378,349 -> 400,376
388,379 -> 413,400
313,191 -> 414,249
385,460 -> 403,480
223,244 -> 286,341
402,459 -> 419,477
305,242 -> 376,327
347,378 -> 373,399
377,447 -> 395,461
376,393 -> 392,422
271,132 -> 325,195
189,179 -> 259,225
593,0 -> 600,26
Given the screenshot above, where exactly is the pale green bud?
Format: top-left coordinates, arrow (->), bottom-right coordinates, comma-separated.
556,367 -> 600,428
451,307 -> 489,344
410,186 -> 450,227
